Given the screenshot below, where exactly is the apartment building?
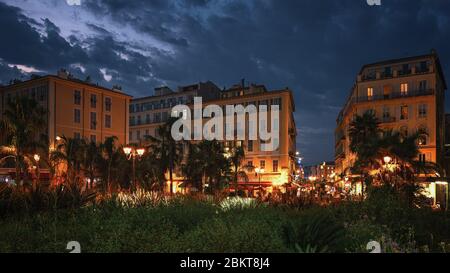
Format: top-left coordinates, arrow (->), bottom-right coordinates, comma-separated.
130,82 -> 297,193
306,161 -> 336,183
129,81 -> 221,144
335,51 -> 447,199
0,70 -> 131,147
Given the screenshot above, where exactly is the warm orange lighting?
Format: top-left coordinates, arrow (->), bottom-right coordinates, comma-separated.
136,148 -> 145,156
56,136 -> 61,141
123,147 -> 132,155
383,156 -> 392,164
33,154 -> 40,162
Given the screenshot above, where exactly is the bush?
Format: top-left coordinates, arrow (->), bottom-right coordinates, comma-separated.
283,209 -> 346,253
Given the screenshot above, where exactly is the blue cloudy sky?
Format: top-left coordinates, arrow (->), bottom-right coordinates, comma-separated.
1,0 -> 450,164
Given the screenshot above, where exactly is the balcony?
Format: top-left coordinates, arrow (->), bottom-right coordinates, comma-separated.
354,89 -> 434,103
381,116 -> 396,123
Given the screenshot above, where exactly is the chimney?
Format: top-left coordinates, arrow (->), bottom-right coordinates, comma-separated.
57,68 -> 69,79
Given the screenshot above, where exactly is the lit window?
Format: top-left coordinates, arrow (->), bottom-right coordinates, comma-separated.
400,83 -> 408,95
367,87 -> 373,100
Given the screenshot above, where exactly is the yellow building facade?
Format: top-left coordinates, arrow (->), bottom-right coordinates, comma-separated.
0,71 -> 131,147
335,51 -> 447,201
129,83 -> 297,192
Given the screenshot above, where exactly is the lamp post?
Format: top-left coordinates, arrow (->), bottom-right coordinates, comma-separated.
255,167 -> 265,195
123,146 -> 145,191
33,154 -> 40,190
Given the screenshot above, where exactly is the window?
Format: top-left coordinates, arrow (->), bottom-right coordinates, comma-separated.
130,116 -> 135,126
419,154 -> 426,163
145,129 -> 149,137
90,112 -> 97,130
401,64 -> 411,74
400,126 -> 408,138
74,90 -> 81,105
136,130 -> 141,140
419,80 -> 427,91
90,94 -> 97,108
367,87 -> 373,100
418,104 -> 427,118
271,98 -> 282,110
418,135 -> 427,146
400,105 -> 408,120
260,160 -> 266,170
247,161 -> 253,167
74,109 -> 81,123
400,83 -> 408,96
137,115 -> 141,125
273,160 -> 279,172
90,135 -> 96,143
419,61 -> 428,72
105,97 -> 112,112
383,85 -> 392,99
146,114 -> 150,124
248,140 -> 253,152
74,132 -> 81,139
129,131 -> 133,141
105,114 -> 111,128
382,106 -> 390,121
366,108 -> 375,117
384,66 -> 392,77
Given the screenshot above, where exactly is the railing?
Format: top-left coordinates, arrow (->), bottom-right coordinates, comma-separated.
354,89 -> 434,103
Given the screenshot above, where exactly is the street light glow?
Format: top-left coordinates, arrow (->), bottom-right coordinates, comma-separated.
383,156 -> 392,164
136,148 -> 145,156
33,154 -> 40,162
123,147 -> 132,156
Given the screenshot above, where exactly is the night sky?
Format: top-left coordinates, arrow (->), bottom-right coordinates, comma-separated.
1,0 -> 450,165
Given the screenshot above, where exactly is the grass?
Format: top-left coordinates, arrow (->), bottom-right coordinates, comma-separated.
0,191 -> 450,253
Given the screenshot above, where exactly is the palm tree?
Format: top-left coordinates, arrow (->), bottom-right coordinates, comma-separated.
98,136 -> 125,192
80,140 -> 101,190
146,117 -> 183,194
0,96 -> 47,187
349,112 -> 442,204
50,136 -> 85,186
228,145 -> 254,195
183,140 -> 230,193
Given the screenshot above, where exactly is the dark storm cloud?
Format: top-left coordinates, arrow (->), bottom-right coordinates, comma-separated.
1,0 -> 450,164
0,2 -> 88,69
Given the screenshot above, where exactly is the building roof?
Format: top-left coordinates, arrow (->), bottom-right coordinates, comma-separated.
358,50 -> 447,89
0,75 -> 133,98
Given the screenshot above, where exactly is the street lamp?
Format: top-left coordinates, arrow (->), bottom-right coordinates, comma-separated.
33,154 -> 40,190
383,156 -> 392,165
123,146 -> 146,191
255,167 -> 265,194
